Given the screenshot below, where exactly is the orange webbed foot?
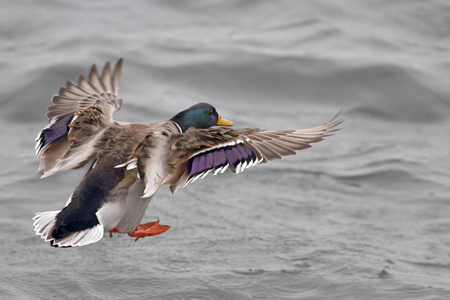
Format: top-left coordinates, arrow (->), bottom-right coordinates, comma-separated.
128,220 -> 170,242
109,226 -> 120,238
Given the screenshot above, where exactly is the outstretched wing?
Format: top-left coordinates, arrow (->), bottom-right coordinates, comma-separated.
168,113 -> 345,193
36,59 -> 124,176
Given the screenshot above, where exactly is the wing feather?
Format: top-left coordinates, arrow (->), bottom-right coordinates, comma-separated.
168,113 -> 345,193
112,58 -> 122,96
101,62 -> 113,93
36,59 -> 124,176
88,64 -> 106,92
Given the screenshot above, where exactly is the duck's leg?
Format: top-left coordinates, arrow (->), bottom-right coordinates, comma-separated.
109,226 -> 120,238
128,220 -> 170,242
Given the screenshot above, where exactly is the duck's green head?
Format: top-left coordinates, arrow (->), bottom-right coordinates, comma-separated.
170,102 -> 233,132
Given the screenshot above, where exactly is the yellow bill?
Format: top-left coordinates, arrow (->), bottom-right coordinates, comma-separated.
216,115 -> 233,126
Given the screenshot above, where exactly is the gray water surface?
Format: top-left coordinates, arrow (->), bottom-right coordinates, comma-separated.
1,1 -> 450,299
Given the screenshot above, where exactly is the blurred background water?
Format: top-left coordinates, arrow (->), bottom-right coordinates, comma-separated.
1,0 -> 450,299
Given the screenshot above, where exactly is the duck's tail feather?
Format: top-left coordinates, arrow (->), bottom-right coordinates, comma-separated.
33,211 -> 104,247
33,211 -> 59,242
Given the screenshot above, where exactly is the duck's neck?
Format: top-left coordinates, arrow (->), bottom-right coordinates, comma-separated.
170,113 -> 191,132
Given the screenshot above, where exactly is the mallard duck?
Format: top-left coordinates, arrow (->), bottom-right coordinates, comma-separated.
33,59 -> 345,247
